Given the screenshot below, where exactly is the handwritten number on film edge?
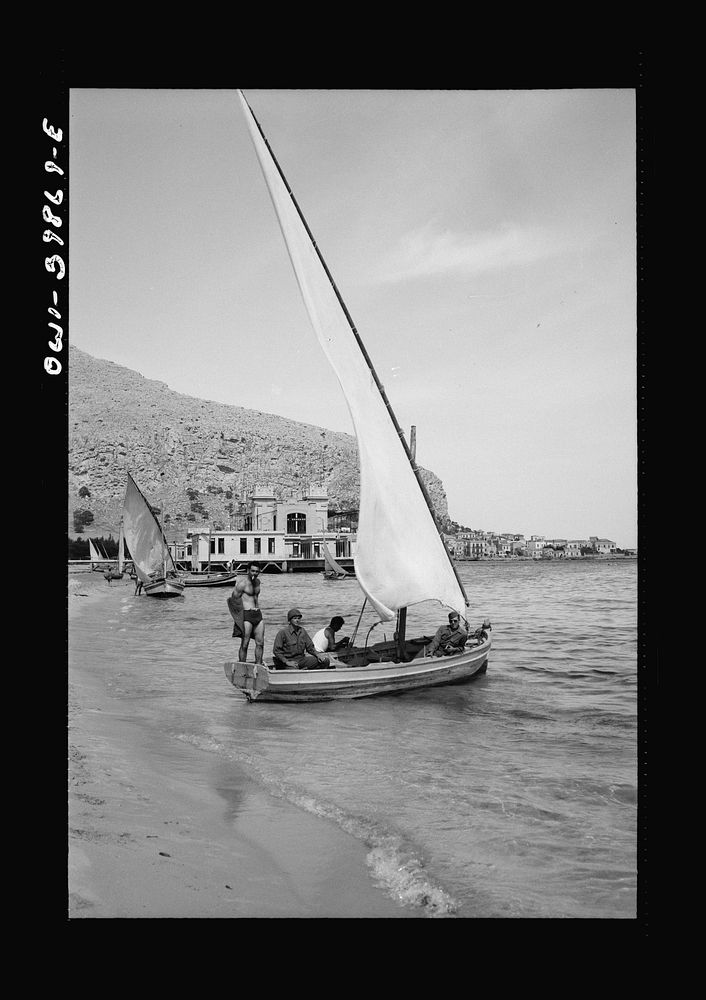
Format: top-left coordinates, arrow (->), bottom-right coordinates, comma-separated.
43,118 -> 65,375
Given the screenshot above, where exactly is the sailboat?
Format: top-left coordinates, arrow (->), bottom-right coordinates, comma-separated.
89,536 -> 120,577
88,538 -> 107,572
322,537 -> 348,580
122,472 -> 185,598
224,91 -> 491,702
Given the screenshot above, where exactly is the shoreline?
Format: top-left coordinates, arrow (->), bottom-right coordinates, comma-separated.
68,575 -> 416,918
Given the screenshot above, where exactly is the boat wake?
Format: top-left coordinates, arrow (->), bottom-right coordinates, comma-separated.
175,731 -> 458,917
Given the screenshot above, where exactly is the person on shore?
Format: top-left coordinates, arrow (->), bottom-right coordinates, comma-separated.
134,577 -> 144,595
313,616 -> 350,653
272,609 -> 331,670
428,612 -> 468,657
227,562 -> 264,664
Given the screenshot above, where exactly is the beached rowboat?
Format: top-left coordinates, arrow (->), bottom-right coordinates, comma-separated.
183,572 -> 238,588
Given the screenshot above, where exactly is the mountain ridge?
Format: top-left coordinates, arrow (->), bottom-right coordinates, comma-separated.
68,345 -> 450,538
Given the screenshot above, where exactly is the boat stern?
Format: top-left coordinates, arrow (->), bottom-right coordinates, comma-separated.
224,660 -> 267,701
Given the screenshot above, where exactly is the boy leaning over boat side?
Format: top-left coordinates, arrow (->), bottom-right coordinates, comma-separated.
313,616 -> 350,653
428,612 -> 468,656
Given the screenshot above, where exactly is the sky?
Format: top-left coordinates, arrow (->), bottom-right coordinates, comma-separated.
69,88 -> 637,548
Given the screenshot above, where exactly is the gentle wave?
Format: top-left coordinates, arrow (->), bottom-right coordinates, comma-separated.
175,730 -> 458,916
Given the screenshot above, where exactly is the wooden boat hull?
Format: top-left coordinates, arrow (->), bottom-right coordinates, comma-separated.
224,635 -> 490,702
183,572 -> 237,588
143,578 -> 185,598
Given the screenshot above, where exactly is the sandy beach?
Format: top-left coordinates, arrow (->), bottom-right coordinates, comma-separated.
67,573 -> 415,918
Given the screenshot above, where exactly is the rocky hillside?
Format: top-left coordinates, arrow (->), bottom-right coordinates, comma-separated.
68,346 -> 450,539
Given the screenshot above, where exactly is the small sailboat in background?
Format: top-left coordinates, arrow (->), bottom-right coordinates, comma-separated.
88,538 -> 107,572
122,472 -> 185,598
224,91 -> 491,702
89,536 -> 122,579
322,537 -> 348,580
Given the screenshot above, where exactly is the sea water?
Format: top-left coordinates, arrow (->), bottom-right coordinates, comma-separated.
69,559 -> 638,919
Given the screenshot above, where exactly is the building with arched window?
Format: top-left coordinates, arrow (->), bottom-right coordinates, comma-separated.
287,512 -> 307,534
170,482 -> 357,572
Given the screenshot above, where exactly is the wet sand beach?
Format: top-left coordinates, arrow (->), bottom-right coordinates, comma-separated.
68,573 -> 415,918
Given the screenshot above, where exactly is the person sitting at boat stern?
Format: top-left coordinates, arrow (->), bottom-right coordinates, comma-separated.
272,609 -> 331,670
313,616 -> 350,653
428,612 -> 468,657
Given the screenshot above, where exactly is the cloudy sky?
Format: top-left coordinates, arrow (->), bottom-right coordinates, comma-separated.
69,88 -> 636,547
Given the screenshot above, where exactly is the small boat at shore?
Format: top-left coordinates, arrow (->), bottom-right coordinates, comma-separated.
224,92 -> 491,703
122,472 -> 185,598
183,571 -> 237,588
182,527 -> 237,587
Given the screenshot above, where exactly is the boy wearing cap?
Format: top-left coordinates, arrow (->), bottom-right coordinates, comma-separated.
272,609 -> 331,670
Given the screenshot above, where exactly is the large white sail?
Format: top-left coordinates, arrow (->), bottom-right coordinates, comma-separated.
122,473 -> 176,585
239,91 -> 466,620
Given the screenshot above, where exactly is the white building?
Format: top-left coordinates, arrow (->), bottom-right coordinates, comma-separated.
589,536 -> 617,555
169,482 -> 357,572
525,535 -> 546,559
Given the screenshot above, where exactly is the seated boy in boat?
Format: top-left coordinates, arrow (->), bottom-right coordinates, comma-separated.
312,616 -> 350,654
428,613 -> 468,656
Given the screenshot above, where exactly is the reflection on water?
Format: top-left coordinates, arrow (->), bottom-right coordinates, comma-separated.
70,559 -> 637,918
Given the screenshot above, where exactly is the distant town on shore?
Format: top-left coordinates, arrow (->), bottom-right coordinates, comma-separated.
69,478 -> 636,571
442,530 -> 635,560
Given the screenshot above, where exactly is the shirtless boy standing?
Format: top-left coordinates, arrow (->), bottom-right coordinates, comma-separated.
228,562 -> 264,664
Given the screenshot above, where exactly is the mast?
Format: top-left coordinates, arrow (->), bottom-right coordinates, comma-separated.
396,426 -> 415,657
239,91 -> 467,606
118,521 -> 124,574
350,598 -> 367,648
162,501 -> 167,579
